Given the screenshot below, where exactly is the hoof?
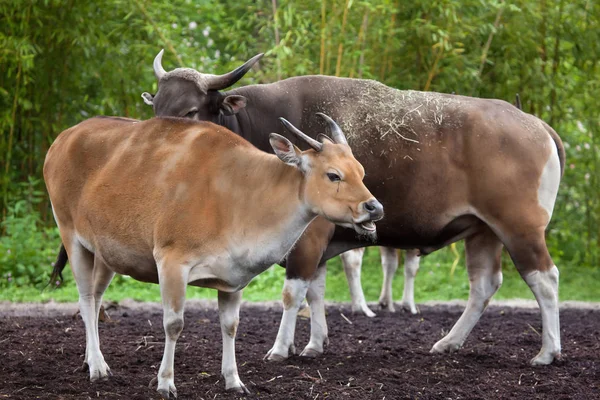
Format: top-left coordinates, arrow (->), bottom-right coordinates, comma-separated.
430,339 -> 461,354
300,348 -> 322,358
157,387 -> 177,399
400,302 -> 419,315
378,301 -> 396,313
227,383 -> 250,395
531,351 -> 560,366
264,349 -> 288,362
90,366 -> 111,382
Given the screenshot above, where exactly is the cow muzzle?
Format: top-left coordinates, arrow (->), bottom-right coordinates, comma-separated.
353,198 -> 384,234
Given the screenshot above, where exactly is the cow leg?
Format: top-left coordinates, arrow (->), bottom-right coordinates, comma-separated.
68,240 -> 111,381
264,278 -> 309,361
81,258 -> 115,371
400,249 -> 420,314
431,228 -> 503,354
340,248 -> 375,317
504,232 -> 561,365
378,247 -> 398,312
301,263 -> 329,357
155,259 -> 188,399
218,290 -> 248,394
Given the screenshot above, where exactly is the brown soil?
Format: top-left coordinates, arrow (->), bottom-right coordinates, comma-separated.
0,303 -> 598,399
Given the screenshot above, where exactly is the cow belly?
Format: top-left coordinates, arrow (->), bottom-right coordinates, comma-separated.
94,238 -> 158,283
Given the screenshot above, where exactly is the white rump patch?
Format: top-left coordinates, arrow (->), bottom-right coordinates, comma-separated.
538,134 -> 561,222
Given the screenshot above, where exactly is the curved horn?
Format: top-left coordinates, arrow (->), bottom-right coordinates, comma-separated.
316,112 -> 348,145
278,117 -> 323,152
153,49 -> 167,80
206,53 -> 264,91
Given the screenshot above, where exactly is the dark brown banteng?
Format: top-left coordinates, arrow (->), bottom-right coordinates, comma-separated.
140,51 -> 565,367
44,115 -> 382,397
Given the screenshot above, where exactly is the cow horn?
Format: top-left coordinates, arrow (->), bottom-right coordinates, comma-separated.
153,49 -> 167,80
316,112 -> 348,145
206,53 -> 264,91
278,117 -> 323,152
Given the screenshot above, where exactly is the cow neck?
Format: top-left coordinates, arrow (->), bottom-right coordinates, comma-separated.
219,88 -> 274,154
223,148 -> 315,238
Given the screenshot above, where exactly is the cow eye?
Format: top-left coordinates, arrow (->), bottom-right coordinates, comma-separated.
327,172 -> 341,182
184,109 -> 198,118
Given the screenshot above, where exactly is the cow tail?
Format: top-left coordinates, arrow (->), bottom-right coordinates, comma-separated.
47,244 -> 68,288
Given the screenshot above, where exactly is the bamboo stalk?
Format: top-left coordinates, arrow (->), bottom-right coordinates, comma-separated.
423,42 -> 444,92
471,1 -> 504,95
271,0 -> 281,80
379,6 -> 397,82
325,0 -> 337,75
320,0 -> 327,75
335,0 -> 352,77
350,10 -> 369,78
549,0 -> 565,126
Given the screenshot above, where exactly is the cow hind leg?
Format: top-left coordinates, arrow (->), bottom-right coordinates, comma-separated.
218,290 -> 249,393
340,248 -> 375,317
68,240 -> 111,381
301,263 -> 329,357
504,232 -> 560,365
400,249 -> 420,314
154,258 -> 189,399
378,247 -> 398,312
431,228 -> 503,354
92,259 -> 115,354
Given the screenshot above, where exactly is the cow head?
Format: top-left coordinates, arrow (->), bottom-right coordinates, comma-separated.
141,49 -> 263,122
270,113 -> 383,238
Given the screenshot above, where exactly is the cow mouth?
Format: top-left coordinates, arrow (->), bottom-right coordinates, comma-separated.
360,221 -> 376,232
353,220 -> 377,235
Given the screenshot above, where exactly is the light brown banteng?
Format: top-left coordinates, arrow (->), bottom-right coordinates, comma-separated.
43,114 -> 382,397
139,52 -> 565,366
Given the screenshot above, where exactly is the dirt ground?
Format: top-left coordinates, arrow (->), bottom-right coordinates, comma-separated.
0,301 -> 598,400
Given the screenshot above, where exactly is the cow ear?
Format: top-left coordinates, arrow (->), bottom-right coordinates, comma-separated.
221,95 -> 247,115
269,133 -> 305,169
141,92 -> 154,106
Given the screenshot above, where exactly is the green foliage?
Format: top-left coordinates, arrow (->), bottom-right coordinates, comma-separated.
0,0 -> 598,297
0,178 -> 61,287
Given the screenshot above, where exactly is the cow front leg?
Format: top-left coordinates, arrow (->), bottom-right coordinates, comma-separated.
218,290 -> 248,394
400,249 -> 420,314
155,259 -> 188,399
431,229 -> 503,354
265,278 -> 309,361
340,248 -> 375,317
301,263 -> 329,357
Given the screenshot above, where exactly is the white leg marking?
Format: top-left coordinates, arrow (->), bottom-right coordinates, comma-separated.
432,234 -> 502,354
524,266 -> 561,365
340,248 -> 375,317
538,133 -> 561,221
302,264 -> 329,357
400,249 -> 420,314
218,290 -> 249,394
70,242 -> 110,381
378,247 -> 398,312
432,269 -> 502,354
156,263 -> 188,399
92,260 -> 115,360
265,278 -> 309,361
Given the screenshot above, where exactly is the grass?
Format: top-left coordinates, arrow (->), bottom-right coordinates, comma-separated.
1,246 -> 598,304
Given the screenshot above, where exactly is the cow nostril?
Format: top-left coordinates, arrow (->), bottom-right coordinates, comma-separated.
364,201 -> 376,212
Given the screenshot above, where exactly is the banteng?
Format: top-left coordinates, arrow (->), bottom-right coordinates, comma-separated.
140,50 -> 565,366
44,114 -> 382,396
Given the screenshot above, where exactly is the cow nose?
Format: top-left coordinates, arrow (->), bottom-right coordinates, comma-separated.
363,198 -> 384,220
